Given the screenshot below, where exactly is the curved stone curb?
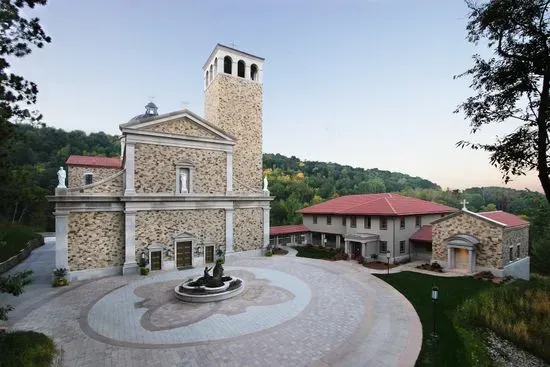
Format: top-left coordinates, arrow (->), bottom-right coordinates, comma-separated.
278,245 -> 298,257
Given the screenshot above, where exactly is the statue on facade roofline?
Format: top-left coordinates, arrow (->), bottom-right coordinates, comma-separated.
57,166 -> 66,189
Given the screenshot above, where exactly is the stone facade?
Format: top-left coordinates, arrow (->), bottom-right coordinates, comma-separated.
134,143 -> 226,194
205,74 -> 262,192
502,226 -> 529,266
234,208 -> 263,252
67,212 -> 124,271
432,212 -> 504,268
134,209 -> 226,260
144,118 -> 221,140
67,166 -> 121,188
72,171 -> 124,195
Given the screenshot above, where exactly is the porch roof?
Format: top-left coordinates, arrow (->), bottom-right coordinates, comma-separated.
344,233 -> 379,243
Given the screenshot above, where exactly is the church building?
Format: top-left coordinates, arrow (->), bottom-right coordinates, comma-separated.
49,44 -> 273,280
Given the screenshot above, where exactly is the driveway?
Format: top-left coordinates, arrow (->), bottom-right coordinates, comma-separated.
5,244 -> 422,367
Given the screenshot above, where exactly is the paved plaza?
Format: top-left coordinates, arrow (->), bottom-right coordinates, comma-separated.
4,245 -> 421,367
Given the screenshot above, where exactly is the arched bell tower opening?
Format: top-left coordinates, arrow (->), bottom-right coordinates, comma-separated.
203,44 -> 265,191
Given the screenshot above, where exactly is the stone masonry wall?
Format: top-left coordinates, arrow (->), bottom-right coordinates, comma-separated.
204,74 -> 262,192
432,211 -> 504,268
67,212 -> 124,271
71,171 -> 124,195
134,143 -> 226,194
144,118 -> 221,140
233,208 -> 263,252
134,209 -> 225,260
68,166 -> 121,189
502,226 -> 530,267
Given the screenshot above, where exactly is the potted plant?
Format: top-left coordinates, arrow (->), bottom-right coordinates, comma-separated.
215,244 -> 226,264
52,267 -> 69,287
138,254 -> 149,276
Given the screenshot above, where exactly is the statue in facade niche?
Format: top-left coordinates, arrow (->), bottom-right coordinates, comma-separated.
57,167 -> 66,189
180,170 -> 188,193
263,176 -> 269,192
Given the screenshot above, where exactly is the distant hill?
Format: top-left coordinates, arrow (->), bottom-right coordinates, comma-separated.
4,124 -> 547,229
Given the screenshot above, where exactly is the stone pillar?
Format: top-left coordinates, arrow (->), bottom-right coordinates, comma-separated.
468,249 -> 473,273
361,241 -> 366,257
344,240 -> 349,254
291,234 -> 295,245
447,247 -> 453,269
226,209 -> 234,253
122,210 -> 138,275
54,209 -> 69,270
262,207 -> 270,248
226,152 -> 233,194
321,233 -> 326,247
124,143 -> 136,195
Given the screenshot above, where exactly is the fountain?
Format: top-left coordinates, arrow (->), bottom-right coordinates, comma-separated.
174,260 -> 245,303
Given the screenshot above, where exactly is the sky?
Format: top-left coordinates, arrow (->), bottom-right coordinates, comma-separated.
14,0 -> 543,192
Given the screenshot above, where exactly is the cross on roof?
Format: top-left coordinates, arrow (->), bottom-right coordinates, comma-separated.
181,101 -> 189,109
230,42 -> 238,48
461,199 -> 469,210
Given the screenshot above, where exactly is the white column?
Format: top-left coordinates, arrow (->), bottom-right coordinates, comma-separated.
468,249 -> 473,273
336,235 -> 341,249
291,234 -> 295,245
124,143 -> 136,195
122,210 -> 138,275
361,241 -> 366,257
225,209 -> 234,253
232,61 -> 237,76
226,152 -> 233,195
344,240 -> 349,254
263,206 -> 270,248
447,247 -> 452,268
321,233 -> 326,247
54,210 -> 69,270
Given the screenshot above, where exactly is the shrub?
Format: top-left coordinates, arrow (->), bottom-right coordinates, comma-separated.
370,253 -> 378,260
264,251 -> 273,257
216,258 -> 225,264
356,255 -> 365,265
0,224 -> 42,262
139,267 -> 149,276
52,268 -> 67,278
456,277 -> 550,363
532,231 -> 550,275
333,252 -> 349,261
0,331 -> 58,367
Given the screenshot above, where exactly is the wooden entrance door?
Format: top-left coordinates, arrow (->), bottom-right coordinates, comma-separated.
150,251 -> 162,271
176,241 -> 192,268
205,246 -> 214,263
455,248 -> 468,269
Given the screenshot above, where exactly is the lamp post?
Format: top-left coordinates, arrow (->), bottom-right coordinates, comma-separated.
431,285 -> 439,336
386,251 -> 391,275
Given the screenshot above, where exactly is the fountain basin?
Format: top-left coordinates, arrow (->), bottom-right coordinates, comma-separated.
174,276 -> 245,303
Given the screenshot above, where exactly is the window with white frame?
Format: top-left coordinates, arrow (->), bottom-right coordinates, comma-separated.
379,241 -> 388,253
380,217 -> 387,230
364,216 -> 371,229
313,215 -> 318,224
350,216 -> 356,228
400,217 -> 406,230
399,240 -> 406,253
415,216 -> 422,228
327,215 -> 332,225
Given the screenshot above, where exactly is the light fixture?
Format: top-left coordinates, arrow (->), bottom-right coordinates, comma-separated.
431,286 -> 439,301
431,285 -> 439,336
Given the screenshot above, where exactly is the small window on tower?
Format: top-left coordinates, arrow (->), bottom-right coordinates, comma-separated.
84,173 -> 93,185
237,60 -> 245,78
251,64 -> 258,80
224,56 -> 232,74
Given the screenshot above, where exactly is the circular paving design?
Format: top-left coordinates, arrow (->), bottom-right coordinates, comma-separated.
12,256 -> 421,367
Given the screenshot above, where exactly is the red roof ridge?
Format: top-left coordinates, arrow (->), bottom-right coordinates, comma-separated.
384,197 -> 397,214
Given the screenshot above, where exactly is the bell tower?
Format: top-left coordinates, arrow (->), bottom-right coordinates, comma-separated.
203,44 -> 264,192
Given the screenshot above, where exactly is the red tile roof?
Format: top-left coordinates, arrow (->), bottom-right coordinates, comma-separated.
478,211 -> 529,228
66,155 -> 122,168
270,224 -> 310,236
409,225 -> 432,242
298,193 -> 457,216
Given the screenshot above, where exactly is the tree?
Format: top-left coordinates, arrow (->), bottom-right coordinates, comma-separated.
0,269 -> 32,320
455,0 -> 550,204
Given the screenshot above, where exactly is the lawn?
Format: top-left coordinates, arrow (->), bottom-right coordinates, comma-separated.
376,271 -> 494,367
0,224 -> 42,262
0,331 -> 58,367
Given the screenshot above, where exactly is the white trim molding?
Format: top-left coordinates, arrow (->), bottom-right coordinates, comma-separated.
226,209 -> 234,253
54,210 -> 69,270
124,143 -> 136,195
226,152 -> 233,194
123,210 -> 137,275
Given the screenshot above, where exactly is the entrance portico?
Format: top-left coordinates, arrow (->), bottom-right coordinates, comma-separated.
445,234 -> 478,273
344,233 -> 379,258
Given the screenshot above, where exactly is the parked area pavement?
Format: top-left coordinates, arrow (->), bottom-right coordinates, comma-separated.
3,243 -> 422,367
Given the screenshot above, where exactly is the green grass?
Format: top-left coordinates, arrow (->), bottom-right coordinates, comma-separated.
294,245 -> 337,260
0,223 -> 42,262
456,275 -> 550,363
0,331 -> 57,367
376,271 -> 494,366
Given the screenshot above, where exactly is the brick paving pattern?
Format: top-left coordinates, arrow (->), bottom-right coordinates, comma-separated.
10,255 -> 421,366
